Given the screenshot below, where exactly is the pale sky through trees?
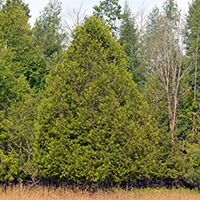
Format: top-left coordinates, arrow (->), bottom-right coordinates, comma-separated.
24,0 -> 192,27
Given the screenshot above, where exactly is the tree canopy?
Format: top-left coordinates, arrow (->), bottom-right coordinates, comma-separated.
34,16 -> 156,185
93,0 -> 122,33
0,0 -> 200,189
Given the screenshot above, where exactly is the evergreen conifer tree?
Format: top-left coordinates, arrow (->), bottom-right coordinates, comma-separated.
0,1 -> 40,180
35,16 -> 155,185
93,0 -> 122,34
118,1 -> 142,84
0,0 -> 47,90
185,0 -> 200,139
32,0 -> 67,68
0,46 -> 37,182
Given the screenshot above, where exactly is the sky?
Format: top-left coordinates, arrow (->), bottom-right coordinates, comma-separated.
24,0 -> 192,27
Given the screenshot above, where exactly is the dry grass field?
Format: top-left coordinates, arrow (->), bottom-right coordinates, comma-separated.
0,186 -> 199,200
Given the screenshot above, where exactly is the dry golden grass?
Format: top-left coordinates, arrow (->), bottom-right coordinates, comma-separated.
0,186 -> 199,200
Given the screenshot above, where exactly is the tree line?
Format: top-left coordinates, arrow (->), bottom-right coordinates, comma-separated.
0,0 -> 200,189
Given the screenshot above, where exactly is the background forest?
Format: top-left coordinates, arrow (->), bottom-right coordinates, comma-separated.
1,0 -> 200,189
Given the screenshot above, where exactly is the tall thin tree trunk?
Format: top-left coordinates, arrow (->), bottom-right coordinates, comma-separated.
193,27 -> 199,133
194,27 -> 199,103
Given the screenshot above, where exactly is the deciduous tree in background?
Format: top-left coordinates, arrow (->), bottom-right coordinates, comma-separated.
142,0 -> 191,139
63,2 -> 86,33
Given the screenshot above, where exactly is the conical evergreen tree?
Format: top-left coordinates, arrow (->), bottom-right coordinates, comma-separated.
35,16 -> 156,185
93,0 -> 122,34
0,0 -> 47,90
118,1 -> 142,84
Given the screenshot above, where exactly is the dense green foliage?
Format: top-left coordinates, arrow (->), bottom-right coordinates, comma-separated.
93,0 -> 122,34
118,1 -> 142,84
0,0 -> 46,90
31,0 -> 67,91
34,16 -> 157,185
32,0 -> 67,67
182,0 -> 200,186
0,0 -> 200,189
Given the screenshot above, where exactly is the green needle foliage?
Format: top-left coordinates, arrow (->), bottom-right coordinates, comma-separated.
118,1 -> 142,84
0,0 -> 48,90
0,1 -> 40,179
35,16 -> 156,186
185,0 -> 200,137
0,0 -> 197,187
32,0 -> 67,68
0,46 -> 37,182
184,0 -> 200,185
0,0 -> 31,74
93,0 -> 122,34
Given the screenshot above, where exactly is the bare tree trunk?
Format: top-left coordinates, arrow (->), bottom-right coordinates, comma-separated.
142,10 -> 191,140
134,1 -> 147,38
62,2 -> 86,32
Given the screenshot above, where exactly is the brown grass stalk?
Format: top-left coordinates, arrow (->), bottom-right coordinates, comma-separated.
0,186 -> 199,200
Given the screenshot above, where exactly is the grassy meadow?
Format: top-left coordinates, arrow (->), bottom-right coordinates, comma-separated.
0,186 -> 199,200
